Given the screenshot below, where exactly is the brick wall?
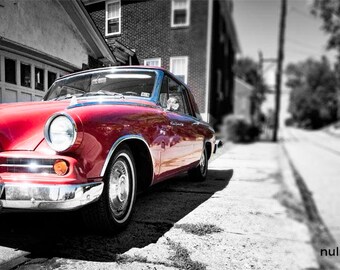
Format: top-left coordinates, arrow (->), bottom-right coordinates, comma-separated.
86,0 -> 208,113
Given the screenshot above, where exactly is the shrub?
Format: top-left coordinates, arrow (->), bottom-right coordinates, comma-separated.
220,115 -> 261,143
285,117 -> 295,127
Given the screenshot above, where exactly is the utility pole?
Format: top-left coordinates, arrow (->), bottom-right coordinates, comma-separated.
273,0 -> 287,142
257,51 -> 277,128
258,51 -> 263,78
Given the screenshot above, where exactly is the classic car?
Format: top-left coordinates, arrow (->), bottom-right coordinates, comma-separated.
0,67 -> 215,232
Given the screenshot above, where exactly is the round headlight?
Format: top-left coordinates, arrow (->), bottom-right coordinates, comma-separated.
45,114 -> 77,152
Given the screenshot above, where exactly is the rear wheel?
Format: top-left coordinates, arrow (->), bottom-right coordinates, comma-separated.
82,144 -> 136,234
189,145 -> 208,181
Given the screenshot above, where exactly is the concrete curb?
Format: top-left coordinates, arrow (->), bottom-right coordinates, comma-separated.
278,144 -> 305,206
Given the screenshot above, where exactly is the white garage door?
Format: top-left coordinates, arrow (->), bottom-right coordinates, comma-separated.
0,51 -> 67,103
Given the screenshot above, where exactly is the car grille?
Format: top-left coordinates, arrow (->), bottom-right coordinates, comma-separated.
0,158 -> 55,174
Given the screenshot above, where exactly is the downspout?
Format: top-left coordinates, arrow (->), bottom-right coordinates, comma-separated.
204,0 -> 213,123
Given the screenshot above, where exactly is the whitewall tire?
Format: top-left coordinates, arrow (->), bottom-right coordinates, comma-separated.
82,144 -> 137,233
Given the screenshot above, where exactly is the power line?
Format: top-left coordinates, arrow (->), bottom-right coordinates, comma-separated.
286,37 -> 323,51
263,62 -> 276,74
290,6 -> 315,20
286,43 -> 321,54
286,46 -> 321,57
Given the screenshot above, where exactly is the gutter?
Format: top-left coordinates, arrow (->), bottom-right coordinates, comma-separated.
0,37 -> 78,72
204,0 -> 213,123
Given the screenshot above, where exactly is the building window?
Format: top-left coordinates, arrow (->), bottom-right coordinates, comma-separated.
106,0 -> 121,36
144,58 -> 161,67
5,58 -> 16,84
35,67 -> 44,91
21,63 -> 31,88
170,56 -> 188,83
48,71 -> 57,88
171,0 -> 190,27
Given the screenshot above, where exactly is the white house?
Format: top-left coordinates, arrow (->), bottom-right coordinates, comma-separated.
0,0 -> 116,103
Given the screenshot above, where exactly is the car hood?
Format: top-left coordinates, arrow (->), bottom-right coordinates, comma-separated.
0,98 -> 157,151
0,101 -> 70,151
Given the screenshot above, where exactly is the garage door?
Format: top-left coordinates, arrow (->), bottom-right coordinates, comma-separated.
0,51 -> 67,103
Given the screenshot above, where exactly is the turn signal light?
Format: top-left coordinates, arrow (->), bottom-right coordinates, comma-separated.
54,159 -> 69,176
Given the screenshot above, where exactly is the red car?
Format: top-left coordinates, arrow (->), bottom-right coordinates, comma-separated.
0,67 -> 215,232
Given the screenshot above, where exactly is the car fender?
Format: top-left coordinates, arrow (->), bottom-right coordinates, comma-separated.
100,134 -> 155,180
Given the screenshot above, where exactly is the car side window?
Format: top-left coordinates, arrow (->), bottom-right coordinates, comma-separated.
187,89 -> 202,120
181,86 -> 196,117
193,101 -> 202,120
167,77 -> 189,115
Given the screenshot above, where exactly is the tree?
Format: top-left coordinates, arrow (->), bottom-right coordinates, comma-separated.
286,56 -> 338,129
312,1 -> 340,119
234,57 -> 268,123
312,1 -> 340,52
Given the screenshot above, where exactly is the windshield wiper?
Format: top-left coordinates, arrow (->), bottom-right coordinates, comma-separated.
53,86 -> 86,101
83,90 -> 125,99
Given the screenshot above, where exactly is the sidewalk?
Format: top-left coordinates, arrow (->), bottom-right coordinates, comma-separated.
16,142 -> 318,270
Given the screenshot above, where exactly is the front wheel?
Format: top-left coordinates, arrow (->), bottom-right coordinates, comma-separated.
82,144 -> 136,234
189,146 -> 208,181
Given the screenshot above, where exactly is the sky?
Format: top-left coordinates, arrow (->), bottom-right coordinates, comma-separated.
233,0 -> 337,87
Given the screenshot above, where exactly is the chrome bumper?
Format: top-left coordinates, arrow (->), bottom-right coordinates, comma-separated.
0,182 -> 103,211
213,140 -> 223,154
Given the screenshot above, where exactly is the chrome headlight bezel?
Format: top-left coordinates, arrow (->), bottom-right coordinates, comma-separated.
44,113 -> 77,152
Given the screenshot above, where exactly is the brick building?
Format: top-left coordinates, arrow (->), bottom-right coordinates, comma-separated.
83,0 -> 240,125
0,0 -> 115,103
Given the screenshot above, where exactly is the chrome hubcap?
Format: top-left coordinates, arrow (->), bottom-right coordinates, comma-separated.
109,158 -> 130,217
117,174 -> 127,202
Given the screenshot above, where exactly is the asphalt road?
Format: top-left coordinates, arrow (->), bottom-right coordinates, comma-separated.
282,127 -> 340,243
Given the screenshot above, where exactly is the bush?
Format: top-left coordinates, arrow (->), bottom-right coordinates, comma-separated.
285,117 -> 295,127
220,115 -> 261,143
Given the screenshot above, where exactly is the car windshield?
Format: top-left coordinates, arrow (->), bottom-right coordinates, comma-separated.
44,70 -> 157,101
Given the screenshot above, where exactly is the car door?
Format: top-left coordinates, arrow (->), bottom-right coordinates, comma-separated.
158,75 -> 201,178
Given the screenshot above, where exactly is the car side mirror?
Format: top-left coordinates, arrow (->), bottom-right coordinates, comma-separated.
167,97 -> 180,111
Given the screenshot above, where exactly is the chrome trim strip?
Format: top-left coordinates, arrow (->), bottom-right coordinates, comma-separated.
0,182 -> 103,211
0,164 -> 53,168
67,101 -> 155,110
100,135 -> 155,179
